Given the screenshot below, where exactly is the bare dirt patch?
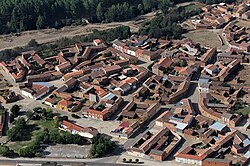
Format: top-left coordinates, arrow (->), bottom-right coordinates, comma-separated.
183,30 -> 222,48
43,144 -> 91,158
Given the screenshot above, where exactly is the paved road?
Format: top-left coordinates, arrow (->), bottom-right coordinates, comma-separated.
0,158 -> 134,166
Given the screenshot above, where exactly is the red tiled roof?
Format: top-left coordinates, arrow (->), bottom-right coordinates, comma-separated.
62,120 -> 84,132
58,99 -> 73,107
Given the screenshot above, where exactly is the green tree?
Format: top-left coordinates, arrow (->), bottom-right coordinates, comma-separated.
10,104 -> 20,117
42,108 -> 54,120
7,117 -> 26,141
159,0 -> 171,15
90,134 -> 116,158
0,146 -> 15,157
28,39 -> 38,47
36,15 -> 45,29
18,143 -> 38,157
142,0 -> 157,11
180,60 -> 187,67
9,113 -> 15,123
96,2 -> 104,22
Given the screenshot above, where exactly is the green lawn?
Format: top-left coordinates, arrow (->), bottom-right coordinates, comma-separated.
235,107 -> 250,116
8,140 -> 32,152
33,120 -> 55,131
7,120 -> 55,152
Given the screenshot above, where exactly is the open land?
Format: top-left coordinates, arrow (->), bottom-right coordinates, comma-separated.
183,30 -> 222,48
0,11 -> 157,51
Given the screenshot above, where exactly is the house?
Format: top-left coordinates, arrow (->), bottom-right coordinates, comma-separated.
93,39 -> 103,46
63,70 -> 84,81
55,61 -> 71,73
239,42 -> 250,53
56,99 -> 74,112
204,64 -> 220,75
156,110 -> 194,133
112,39 -> 126,52
87,97 -> 123,120
200,48 -> 217,66
202,5 -> 213,12
0,59 -> 26,82
152,57 -> 173,76
217,52 -> 244,63
44,98 -> 57,108
111,121 -> 140,139
175,146 -> 213,165
128,127 -> 182,161
102,65 -> 122,76
116,52 -> 138,64
0,89 -> 20,104
202,158 -> 232,166
20,82 -> 54,100
209,122 -> 228,133
61,120 -> 98,139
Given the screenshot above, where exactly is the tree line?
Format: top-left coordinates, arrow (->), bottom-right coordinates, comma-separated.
0,25 -> 131,61
0,0 -> 178,34
1,0 -> 234,35
139,5 -> 201,39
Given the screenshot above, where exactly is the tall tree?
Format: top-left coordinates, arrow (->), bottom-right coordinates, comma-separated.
36,15 -> 45,29
96,2 -> 104,22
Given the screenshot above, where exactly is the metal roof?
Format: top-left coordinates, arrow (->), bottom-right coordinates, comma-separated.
209,122 -> 226,132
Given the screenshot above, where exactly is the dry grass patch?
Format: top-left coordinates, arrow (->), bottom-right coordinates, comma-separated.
236,20 -> 250,29
183,30 -> 222,48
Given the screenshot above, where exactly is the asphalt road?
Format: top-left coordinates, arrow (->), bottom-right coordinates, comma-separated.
0,160 -> 134,166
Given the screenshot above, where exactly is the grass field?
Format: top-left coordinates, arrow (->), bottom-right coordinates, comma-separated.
235,107 -> 250,116
183,30 -> 222,48
7,119 -> 55,152
184,3 -> 205,12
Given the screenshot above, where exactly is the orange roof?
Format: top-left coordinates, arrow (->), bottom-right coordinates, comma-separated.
93,39 -> 103,44
125,77 -> 137,84
58,99 -> 73,107
62,120 -> 84,132
45,98 -> 56,104
159,57 -> 173,68
63,70 -> 83,80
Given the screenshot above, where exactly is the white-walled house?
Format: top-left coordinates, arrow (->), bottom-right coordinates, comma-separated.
60,120 -> 99,139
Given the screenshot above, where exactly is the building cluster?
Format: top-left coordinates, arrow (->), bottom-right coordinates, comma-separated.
223,23 -> 250,53
192,1 -> 250,30
0,89 -> 20,104
0,5 -> 250,164
176,129 -> 250,166
127,127 -> 182,161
